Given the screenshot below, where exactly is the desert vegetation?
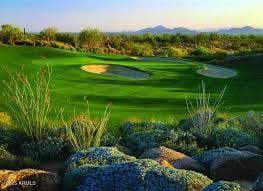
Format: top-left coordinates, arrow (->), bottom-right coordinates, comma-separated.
1,24 -> 263,59
0,22 -> 262,191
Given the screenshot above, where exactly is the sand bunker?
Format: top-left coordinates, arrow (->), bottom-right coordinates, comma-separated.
134,56 -> 237,79
81,64 -> 150,80
197,64 -> 237,78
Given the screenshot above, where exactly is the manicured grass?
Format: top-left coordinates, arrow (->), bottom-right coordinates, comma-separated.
0,45 -> 262,133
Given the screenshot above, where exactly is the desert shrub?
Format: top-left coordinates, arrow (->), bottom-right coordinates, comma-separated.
64,159 -> 212,191
198,147 -> 238,168
0,145 -> 15,161
65,147 -> 135,172
238,111 -> 263,136
120,121 -> 175,138
185,82 -> 226,134
35,40 -> 51,47
0,112 -> 11,126
50,41 -> 75,51
213,127 -> 257,149
202,181 -> 240,191
162,131 -> 205,156
15,39 -> 35,46
168,47 -> 187,57
20,137 -> 65,161
0,127 -> 25,153
121,129 -> 171,155
191,47 -> 212,56
0,145 -> 38,170
64,104 -> 111,151
4,65 -> 54,142
100,133 -> 120,146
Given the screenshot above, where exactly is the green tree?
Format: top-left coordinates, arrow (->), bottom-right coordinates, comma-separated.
39,27 -> 58,41
79,28 -> 103,49
56,33 -> 76,46
0,24 -> 23,44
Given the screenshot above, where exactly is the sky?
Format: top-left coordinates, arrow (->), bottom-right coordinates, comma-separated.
0,0 -> 262,32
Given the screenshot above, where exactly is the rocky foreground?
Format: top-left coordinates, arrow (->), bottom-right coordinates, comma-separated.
0,146 -> 262,191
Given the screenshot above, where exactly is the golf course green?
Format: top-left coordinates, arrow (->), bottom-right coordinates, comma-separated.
0,45 -> 262,132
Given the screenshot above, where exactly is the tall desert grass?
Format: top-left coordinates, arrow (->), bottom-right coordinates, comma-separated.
63,102 -> 111,151
186,81 -> 226,133
3,65 -> 53,142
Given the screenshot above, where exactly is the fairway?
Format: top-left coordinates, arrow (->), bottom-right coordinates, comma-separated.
0,45 -> 262,132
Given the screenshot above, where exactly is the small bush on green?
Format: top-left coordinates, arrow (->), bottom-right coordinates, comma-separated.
64,103 -> 111,151
20,137 -> 65,161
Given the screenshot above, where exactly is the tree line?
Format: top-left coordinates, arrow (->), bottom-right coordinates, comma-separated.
0,24 -> 262,58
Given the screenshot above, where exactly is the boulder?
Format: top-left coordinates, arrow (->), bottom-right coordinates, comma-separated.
0,169 -> 60,191
239,146 -> 262,155
210,151 -> 263,180
66,159 -> 212,191
140,146 -> 206,173
251,173 -> 263,191
116,144 -> 134,156
202,181 -> 241,191
199,147 -> 239,168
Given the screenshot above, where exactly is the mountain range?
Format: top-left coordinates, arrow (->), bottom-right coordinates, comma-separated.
133,25 -> 263,35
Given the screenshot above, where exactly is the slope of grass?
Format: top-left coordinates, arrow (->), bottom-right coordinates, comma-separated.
0,45 -> 262,133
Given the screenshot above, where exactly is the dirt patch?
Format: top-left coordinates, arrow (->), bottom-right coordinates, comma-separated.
81,64 -> 150,80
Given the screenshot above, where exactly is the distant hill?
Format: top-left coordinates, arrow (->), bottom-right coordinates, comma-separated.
135,25 -> 197,34
133,25 -> 263,35
216,26 -> 263,35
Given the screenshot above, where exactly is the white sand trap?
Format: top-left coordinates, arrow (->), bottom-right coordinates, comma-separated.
197,64 -> 237,78
133,56 -> 237,79
81,64 -> 150,80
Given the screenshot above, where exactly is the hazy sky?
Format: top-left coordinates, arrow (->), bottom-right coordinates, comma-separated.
0,0 -> 262,32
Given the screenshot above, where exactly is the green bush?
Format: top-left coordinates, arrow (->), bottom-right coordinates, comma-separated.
238,111 -> 263,136
64,159 -> 212,191
64,104 -> 111,151
15,39 -> 35,46
65,147 -> 136,172
35,40 -> 51,47
191,47 -> 212,56
0,127 -> 25,153
122,129 -> 171,155
167,47 -> 187,57
213,127 -> 257,149
20,137 -> 65,161
0,145 -> 38,170
120,121 -> 175,138
100,133 -> 120,146
202,181 -> 240,191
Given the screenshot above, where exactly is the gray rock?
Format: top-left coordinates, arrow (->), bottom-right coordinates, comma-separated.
210,151 -> 263,180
